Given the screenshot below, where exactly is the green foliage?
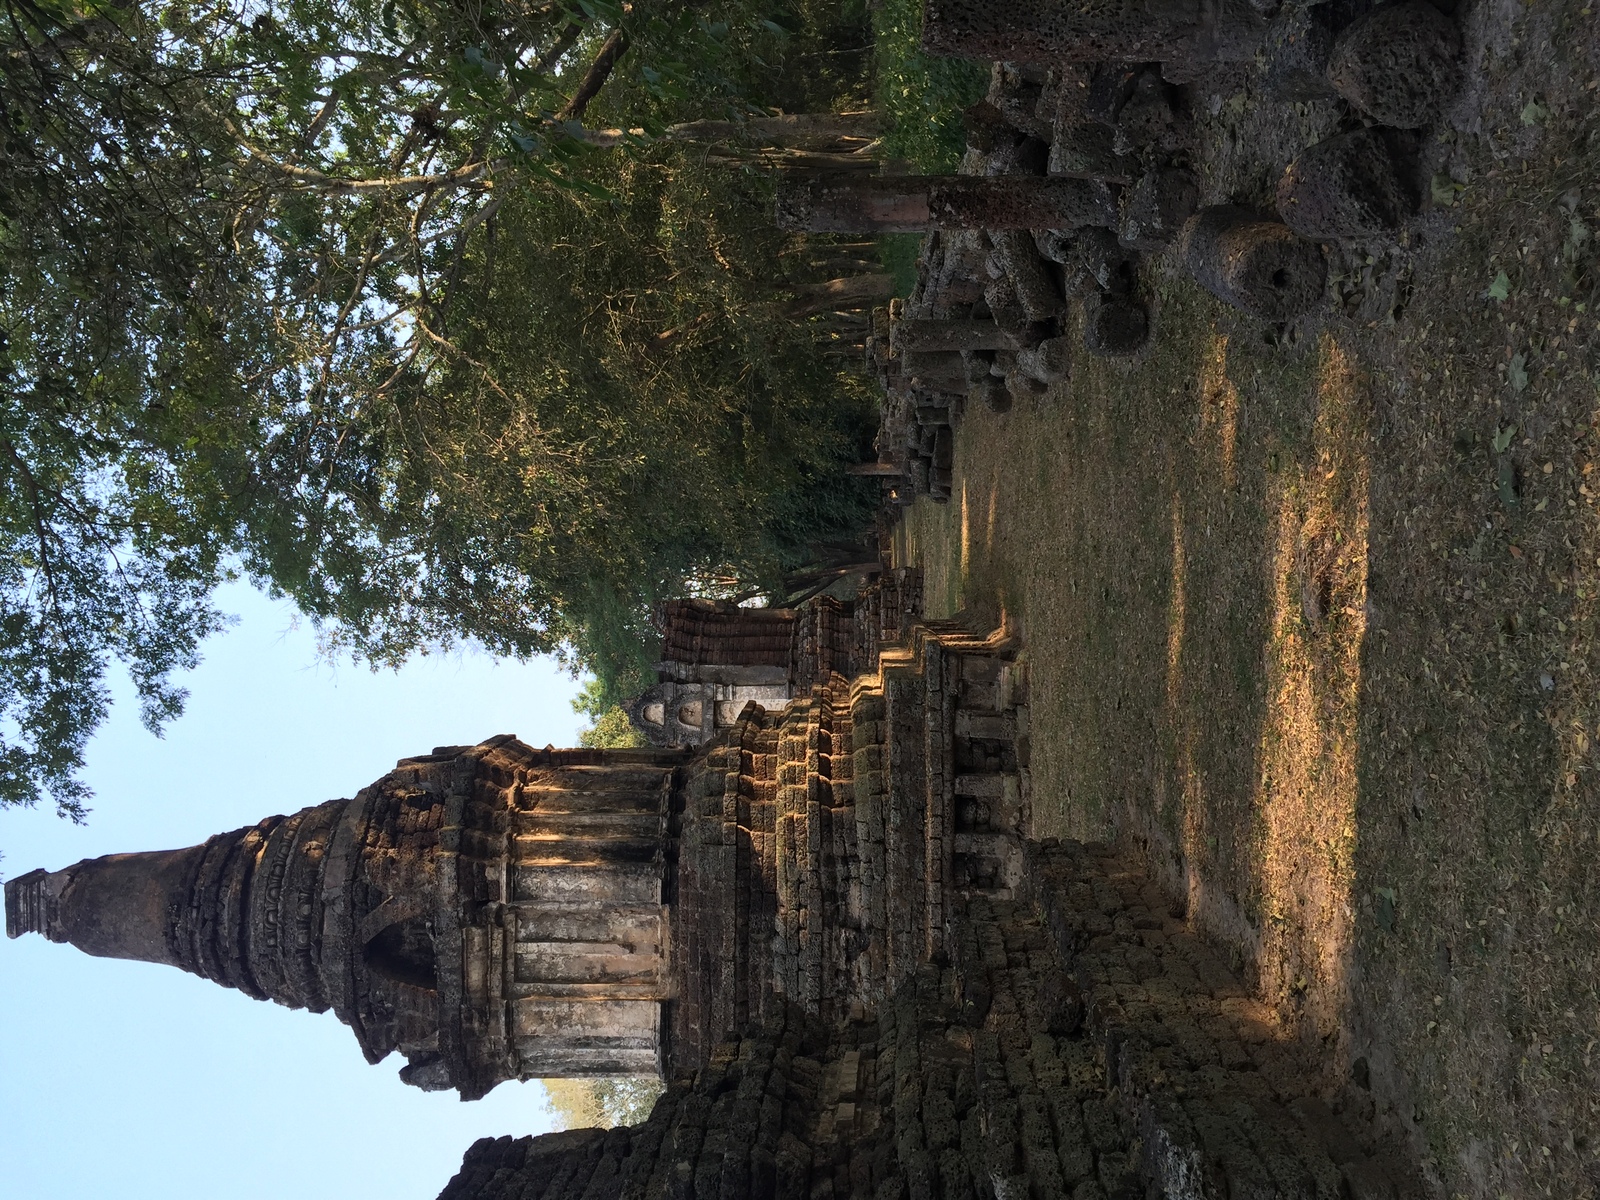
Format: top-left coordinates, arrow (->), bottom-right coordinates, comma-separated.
573,678 -> 647,747
0,0 -> 880,809
878,233 -> 923,298
359,150 -> 880,696
579,707 -> 648,749
871,0 -> 988,171
543,1076 -> 664,1129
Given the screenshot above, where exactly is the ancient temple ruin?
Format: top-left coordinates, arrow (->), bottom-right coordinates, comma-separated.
8,610 -> 1426,1198
817,2 -> 1462,507
5,0 -> 1467,1189
627,570 -> 923,747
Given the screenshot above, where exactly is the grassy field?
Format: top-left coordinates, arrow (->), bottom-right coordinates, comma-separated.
894,2 -> 1600,1195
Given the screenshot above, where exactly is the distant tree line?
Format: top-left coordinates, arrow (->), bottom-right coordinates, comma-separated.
0,0 -> 887,813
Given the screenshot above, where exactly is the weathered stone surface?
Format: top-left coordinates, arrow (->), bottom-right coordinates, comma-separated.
7,739 -> 686,1096
774,174 -> 1115,233
1180,205 -> 1327,321
921,0 -> 1268,65
1047,122 -> 1129,183
992,230 -> 1067,320
1276,128 -> 1417,241
1326,1 -> 1462,128
1017,336 -> 1074,385
1083,295 -> 1151,357
1110,72 -> 1179,157
1119,166 -> 1200,252
1261,3 -> 1339,101
975,375 -> 1014,413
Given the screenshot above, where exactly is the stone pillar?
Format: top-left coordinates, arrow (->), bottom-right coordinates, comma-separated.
5,736 -> 689,1099
776,174 -> 1116,233
920,0 -> 1267,65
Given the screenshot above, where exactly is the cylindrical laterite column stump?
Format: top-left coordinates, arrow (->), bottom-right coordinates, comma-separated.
921,0 -> 1267,65
776,174 -> 1116,233
1180,206 -> 1327,322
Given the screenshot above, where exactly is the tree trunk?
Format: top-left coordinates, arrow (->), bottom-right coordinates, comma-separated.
577,111 -> 883,151
776,173 -> 1118,233
783,273 -> 895,318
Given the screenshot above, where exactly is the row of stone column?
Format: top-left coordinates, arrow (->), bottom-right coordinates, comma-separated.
806,1 -> 1462,503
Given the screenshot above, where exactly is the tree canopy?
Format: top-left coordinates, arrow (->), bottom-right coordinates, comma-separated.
0,0 -> 879,814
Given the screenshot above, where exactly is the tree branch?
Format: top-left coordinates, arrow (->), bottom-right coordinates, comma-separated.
555,27 -> 629,122
533,20 -> 587,74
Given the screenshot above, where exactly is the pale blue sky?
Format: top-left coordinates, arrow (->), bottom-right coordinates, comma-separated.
0,582 -> 583,1200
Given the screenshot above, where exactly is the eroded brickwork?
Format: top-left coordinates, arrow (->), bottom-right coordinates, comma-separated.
441,844 -> 1423,1199
7,613 -> 1427,1197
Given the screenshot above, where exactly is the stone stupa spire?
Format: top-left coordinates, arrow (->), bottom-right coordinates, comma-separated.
6,736 -> 688,1099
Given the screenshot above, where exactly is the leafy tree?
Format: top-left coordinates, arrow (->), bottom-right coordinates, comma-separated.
0,0 -> 879,813
542,1075 -> 664,1128
573,679 -> 647,749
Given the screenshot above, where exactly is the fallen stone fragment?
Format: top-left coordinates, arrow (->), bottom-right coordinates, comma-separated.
1076,226 -> 1137,292
1112,71 -> 1180,156
1083,294 -> 1150,356
1085,63 -> 1143,126
1017,335 -> 1073,384
1325,1 -> 1462,128
973,375 -> 1012,413
921,0 -> 1267,64
986,135 -> 1051,177
992,229 -> 1067,320
1047,122 -> 1130,183
1034,228 -> 1075,265
1005,370 -> 1051,403
1180,205 -> 1327,321
1276,128 -> 1417,240
1119,166 -> 1200,252
982,275 -> 1029,336
1261,3 -> 1339,101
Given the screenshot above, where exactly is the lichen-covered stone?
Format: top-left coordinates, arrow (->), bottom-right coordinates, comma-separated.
1082,295 -> 1150,357
1261,3 -> 1339,101
1276,128 -> 1417,241
1118,167 -> 1200,252
1180,205 -> 1327,321
1326,1 -> 1462,128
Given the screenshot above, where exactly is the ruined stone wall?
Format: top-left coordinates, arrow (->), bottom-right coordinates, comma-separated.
634,573 -> 925,749
658,601 -> 799,670
439,840 -> 1424,1199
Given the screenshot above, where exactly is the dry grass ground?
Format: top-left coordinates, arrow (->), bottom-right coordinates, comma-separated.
893,2 -> 1600,1194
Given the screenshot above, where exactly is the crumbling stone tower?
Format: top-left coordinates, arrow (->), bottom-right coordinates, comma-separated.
5,739 -> 688,1097
5,615 -> 1030,1099
7,616 -> 1427,1198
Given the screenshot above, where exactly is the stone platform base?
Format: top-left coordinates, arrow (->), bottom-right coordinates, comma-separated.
441,841 -> 1425,1200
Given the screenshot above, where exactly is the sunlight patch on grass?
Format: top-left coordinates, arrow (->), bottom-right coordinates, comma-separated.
1198,333 -> 1242,490
1250,334 -> 1368,1051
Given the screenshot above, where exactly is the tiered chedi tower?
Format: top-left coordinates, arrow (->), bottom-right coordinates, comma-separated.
5,739 -> 689,1098
5,617 -> 1035,1104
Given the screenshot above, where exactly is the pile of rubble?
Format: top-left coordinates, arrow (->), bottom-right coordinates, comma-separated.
785,0 -> 1462,502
